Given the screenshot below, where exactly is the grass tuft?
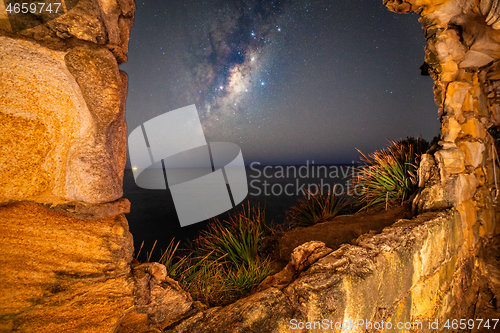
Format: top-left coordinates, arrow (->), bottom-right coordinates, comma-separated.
287,186 -> 348,226
188,257 -> 273,306
195,203 -> 269,267
145,203 -> 274,307
353,137 -> 429,211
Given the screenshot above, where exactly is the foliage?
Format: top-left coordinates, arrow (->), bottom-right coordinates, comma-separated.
188,257 -> 273,306
353,137 -> 429,211
145,203 -> 274,307
194,204 -> 269,267
286,186 -> 348,226
158,238 -> 194,279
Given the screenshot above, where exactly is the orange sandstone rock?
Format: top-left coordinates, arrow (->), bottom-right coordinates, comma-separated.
0,202 -> 135,333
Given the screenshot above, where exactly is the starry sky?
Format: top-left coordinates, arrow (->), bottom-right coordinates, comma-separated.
120,0 -> 441,166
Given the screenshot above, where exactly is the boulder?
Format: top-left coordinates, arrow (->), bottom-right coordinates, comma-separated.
0,36 -> 127,205
461,118 -> 487,140
130,263 -> 193,330
434,147 -> 466,179
457,141 -> 485,168
0,0 -> 135,62
0,202 -> 135,333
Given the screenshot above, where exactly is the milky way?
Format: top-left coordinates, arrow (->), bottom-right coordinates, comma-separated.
121,0 -> 441,165
181,0 -> 290,132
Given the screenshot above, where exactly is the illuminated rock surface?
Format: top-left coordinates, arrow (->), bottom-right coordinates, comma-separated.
162,211 -> 497,332
0,36 -> 127,204
1,0 -> 500,332
0,202 -> 135,333
0,0 -> 136,332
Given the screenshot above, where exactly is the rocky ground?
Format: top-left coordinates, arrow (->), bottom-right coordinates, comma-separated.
266,205 -> 412,270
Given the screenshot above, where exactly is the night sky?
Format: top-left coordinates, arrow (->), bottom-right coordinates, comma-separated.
120,0 -> 440,166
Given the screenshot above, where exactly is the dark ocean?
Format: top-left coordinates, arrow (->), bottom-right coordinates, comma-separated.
123,164 -> 357,261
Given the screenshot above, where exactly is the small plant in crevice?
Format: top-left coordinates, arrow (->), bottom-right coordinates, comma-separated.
194,203 -> 270,267
353,137 -> 429,211
286,186 -> 348,227
149,203 -> 274,307
187,256 -> 273,306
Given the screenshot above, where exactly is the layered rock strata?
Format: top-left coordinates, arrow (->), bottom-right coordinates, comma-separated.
0,0 -> 137,332
2,0 -> 500,331
161,211 -> 495,332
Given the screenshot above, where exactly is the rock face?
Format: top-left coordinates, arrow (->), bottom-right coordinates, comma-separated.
0,202 -> 135,333
0,0 -> 135,206
2,0 -> 499,332
117,263 -> 195,333
384,0 -> 499,248
0,36 -> 127,204
0,0 -> 134,63
0,0 -> 136,332
163,211 -> 492,332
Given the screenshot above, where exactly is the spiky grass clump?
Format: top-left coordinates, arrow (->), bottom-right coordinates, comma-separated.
287,186 -> 348,226
169,203 -> 275,306
195,204 -> 269,267
187,257 -> 273,306
354,137 -> 429,210
158,238 -> 195,279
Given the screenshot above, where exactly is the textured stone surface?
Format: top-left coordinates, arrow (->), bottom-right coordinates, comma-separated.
385,0 -> 499,327
441,116 -> 462,142
458,141 -> 485,168
445,173 -> 480,206
164,211 -> 499,333
254,241 -> 333,293
0,36 -> 126,205
0,0 -> 135,333
0,0 -> 135,62
461,118 -> 487,139
418,184 -> 453,212
0,1 -> 135,331
396,0 -> 498,249
444,81 -> 471,122
64,46 -> 128,202
289,241 -> 333,272
0,202 -> 135,333
166,287 -> 297,333
41,197 -> 131,220
132,263 -> 193,330
417,153 -> 438,188
435,147 -> 466,178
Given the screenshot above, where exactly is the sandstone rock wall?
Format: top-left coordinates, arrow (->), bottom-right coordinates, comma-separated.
387,0 -> 500,245
146,211 -> 497,332
0,1 -> 137,332
2,0 -> 499,332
